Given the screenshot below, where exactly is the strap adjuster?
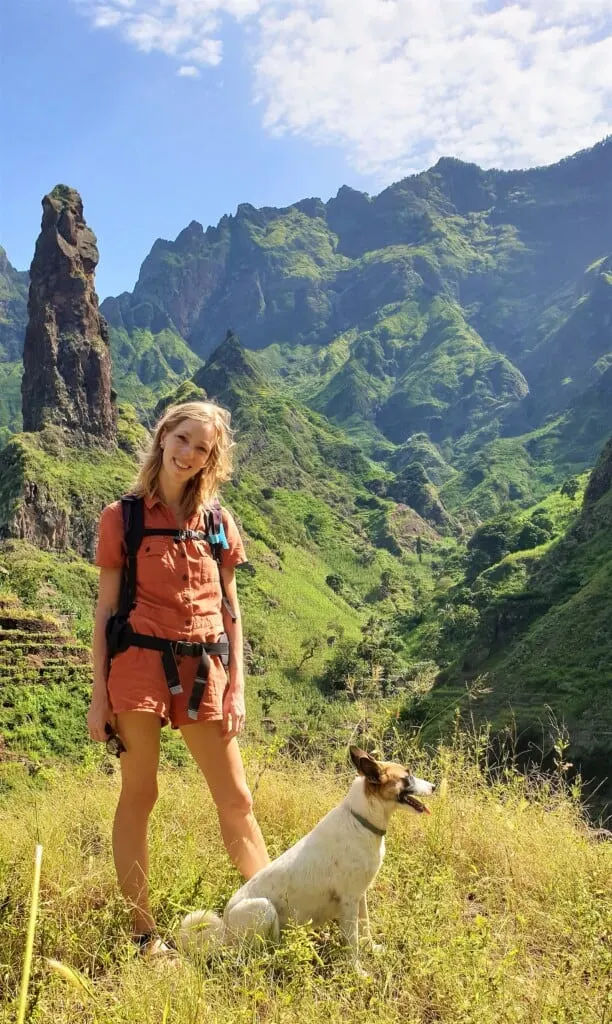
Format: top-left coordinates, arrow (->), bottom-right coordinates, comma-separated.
172,639 -> 202,657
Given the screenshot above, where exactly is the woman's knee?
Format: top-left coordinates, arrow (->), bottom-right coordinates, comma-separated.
119,776 -> 159,815
216,782 -> 254,821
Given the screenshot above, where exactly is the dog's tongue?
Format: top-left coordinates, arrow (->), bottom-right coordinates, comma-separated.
405,794 -> 431,814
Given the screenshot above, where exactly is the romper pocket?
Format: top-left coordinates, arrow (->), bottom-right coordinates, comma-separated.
137,537 -> 176,600
140,536 -> 173,565
193,539 -> 218,586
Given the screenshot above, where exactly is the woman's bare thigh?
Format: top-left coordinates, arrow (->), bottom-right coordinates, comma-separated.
116,711 -> 161,798
179,721 -> 251,812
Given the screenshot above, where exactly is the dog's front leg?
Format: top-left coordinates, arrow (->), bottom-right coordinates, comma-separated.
359,894 -> 382,954
338,904 -> 368,977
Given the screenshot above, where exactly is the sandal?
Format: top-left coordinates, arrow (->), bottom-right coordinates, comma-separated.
133,932 -> 179,959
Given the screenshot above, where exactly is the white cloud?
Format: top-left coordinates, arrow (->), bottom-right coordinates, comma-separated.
74,0 -> 612,178
177,64 -> 201,77
75,0 -> 257,65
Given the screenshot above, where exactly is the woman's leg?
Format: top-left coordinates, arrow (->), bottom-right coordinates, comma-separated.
113,711 -> 161,935
180,722 -> 270,879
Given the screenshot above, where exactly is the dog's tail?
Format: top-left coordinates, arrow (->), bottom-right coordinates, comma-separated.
177,910 -> 225,952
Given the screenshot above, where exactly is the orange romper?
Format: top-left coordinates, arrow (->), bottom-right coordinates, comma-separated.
95,494 -> 247,728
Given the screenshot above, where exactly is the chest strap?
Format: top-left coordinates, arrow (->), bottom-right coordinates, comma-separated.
135,525 -> 236,622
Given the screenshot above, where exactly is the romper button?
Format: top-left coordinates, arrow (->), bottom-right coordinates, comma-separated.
182,574 -> 188,581
145,546 -> 150,552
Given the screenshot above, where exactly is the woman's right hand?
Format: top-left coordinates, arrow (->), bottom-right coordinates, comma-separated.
87,692 -> 116,743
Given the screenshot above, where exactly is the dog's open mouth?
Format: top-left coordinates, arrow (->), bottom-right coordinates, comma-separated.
399,792 -> 431,814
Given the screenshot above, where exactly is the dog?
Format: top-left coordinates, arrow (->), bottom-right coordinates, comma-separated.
178,746 -> 435,972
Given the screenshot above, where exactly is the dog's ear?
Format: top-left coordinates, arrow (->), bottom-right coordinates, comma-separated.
349,746 -> 382,783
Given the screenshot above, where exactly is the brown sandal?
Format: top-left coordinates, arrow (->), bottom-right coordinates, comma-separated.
133,932 -> 178,959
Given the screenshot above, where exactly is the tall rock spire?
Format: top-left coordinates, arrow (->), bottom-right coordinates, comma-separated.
21,185 -> 116,444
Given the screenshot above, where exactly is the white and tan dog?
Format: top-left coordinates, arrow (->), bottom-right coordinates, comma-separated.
178,747 -> 435,971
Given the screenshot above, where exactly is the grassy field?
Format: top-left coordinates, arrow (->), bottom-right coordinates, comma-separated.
1,738 -> 610,1024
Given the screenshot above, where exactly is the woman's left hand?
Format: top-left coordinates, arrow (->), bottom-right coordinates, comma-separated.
222,684 -> 246,737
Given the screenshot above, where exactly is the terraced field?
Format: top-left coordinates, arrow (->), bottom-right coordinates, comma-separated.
0,591 -> 92,761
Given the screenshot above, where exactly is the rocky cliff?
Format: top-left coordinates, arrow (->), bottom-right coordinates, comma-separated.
21,185 -> 116,445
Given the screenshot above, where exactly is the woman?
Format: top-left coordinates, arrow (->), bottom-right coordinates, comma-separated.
87,400 -> 269,955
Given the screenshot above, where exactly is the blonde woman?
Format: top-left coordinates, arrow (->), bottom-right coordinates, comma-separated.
87,400 -> 269,955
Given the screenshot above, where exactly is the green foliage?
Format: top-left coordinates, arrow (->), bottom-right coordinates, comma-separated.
109,325 -> 202,415
561,476 -> 580,499
1,745 -> 610,1022
0,432 -> 136,542
405,452 -> 612,810
320,615 -> 407,698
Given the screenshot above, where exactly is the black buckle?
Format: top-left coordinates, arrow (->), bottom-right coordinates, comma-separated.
172,639 -> 202,657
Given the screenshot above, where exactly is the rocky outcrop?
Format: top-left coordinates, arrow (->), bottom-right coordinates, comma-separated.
8,479 -> 99,556
193,329 -> 265,408
583,435 -> 612,509
21,185 -> 116,445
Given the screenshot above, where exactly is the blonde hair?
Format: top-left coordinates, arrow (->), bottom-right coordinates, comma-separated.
132,400 -> 235,519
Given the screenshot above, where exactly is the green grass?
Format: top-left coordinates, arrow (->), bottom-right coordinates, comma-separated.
0,739 -> 610,1023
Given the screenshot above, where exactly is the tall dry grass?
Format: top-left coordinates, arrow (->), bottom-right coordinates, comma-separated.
0,740 -> 610,1024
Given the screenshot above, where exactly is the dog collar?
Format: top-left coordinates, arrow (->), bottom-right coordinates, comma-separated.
350,810 -> 386,837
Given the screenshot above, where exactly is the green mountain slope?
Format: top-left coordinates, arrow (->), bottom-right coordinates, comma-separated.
409,437 -> 612,805
94,139 -> 612,512
0,247 -> 28,440
0,333 -> 448,761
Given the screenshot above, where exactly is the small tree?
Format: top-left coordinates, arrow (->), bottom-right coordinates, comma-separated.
257,687 -> 281,717
561,476 -> 580,500
298,635 -> 318,669
325,573 -> 344,594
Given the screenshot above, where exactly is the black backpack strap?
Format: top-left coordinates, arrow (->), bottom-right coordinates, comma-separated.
119,495 -> 145,617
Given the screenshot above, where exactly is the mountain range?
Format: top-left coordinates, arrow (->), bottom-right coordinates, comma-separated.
1,139 -> 612,808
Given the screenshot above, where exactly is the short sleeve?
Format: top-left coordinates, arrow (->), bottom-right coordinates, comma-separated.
95,502 -> 125,569
220,507 -> 248,569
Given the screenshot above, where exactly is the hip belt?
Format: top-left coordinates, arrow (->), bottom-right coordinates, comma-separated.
106,616 -> 229,720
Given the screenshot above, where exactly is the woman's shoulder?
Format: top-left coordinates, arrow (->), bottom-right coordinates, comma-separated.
98,499 -> 128,537
100,499 -> 124,520
100,492 -> 144,519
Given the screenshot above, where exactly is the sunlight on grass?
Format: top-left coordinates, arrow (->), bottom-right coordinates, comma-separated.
1,739 -> 610,1023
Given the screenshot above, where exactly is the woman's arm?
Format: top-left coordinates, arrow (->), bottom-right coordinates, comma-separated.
220,566 -> 246,736
88,567 -> 121,740
220,565 -> 244,690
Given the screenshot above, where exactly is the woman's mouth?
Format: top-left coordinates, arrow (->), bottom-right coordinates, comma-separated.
173,457 -> 191,471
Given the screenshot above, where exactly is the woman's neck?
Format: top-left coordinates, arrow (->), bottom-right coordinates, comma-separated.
156,472 -> 185,518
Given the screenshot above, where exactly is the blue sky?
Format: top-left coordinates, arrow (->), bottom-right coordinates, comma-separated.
1,0 -> 365,298
2,0 -> 611,300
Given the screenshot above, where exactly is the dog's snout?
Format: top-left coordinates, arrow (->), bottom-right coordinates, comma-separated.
431,783 -> 437,792
410,776 -> 436,797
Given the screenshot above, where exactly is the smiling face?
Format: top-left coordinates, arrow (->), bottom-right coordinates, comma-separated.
160,417 -> 216,484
